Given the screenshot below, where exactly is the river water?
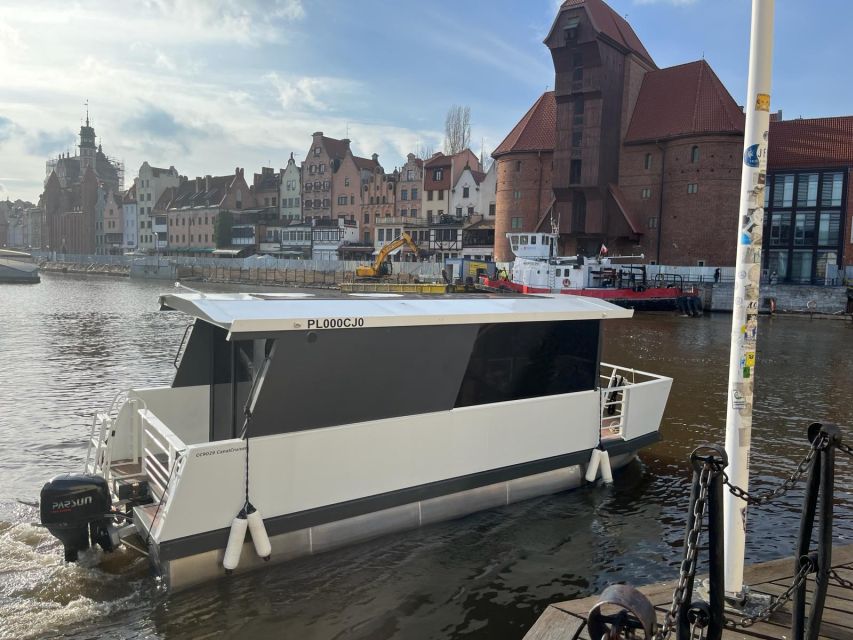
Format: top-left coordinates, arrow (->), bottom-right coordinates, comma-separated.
1,274 -> 851,639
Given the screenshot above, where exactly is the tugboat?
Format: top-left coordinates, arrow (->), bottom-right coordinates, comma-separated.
480,232 -> 702,314
39,291 -> 672,590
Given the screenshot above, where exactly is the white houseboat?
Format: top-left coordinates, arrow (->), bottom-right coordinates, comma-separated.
40,292 -> 672,590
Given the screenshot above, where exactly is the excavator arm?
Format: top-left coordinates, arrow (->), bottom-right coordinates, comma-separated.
356,232 -> 421,278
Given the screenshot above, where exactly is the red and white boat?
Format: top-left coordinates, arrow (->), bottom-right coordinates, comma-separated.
480,232 -> 702,313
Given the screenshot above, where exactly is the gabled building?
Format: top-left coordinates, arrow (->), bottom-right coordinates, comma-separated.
102,190 -> 124,255
451,164 -> 487,219
252,166 -> 281,216
281,153 -> 302,222
137,162 -> 180,253
303,132 -> 349,221
122,182 -> 138,252
161,169 -> 253,255
421,150 -> 481,225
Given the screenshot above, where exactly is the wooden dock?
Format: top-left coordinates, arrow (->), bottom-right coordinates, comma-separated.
524,544 -> 853,640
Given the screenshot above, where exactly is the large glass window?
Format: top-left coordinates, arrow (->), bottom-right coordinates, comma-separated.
821,172 -> 843,207
793,213 -> 815,246
773,174 -> 794,208
790,250 -> 813,283
455,321 -> 599,407
769,213 -> 790,246
818,211 -> 840,245
815,250 -> 838,282
796,173 -> 819,207
766,250 -> 788,279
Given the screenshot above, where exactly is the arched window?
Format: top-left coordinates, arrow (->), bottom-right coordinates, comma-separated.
691,146 -> 700,163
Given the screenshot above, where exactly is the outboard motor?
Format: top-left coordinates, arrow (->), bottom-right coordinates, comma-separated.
40,473 -> 118,561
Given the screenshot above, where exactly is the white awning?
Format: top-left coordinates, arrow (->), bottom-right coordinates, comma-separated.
158,292 -> 632,334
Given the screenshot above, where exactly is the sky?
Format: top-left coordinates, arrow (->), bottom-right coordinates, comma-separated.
1,0 -> 852,203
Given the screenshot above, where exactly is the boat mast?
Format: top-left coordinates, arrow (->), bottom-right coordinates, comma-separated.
723,0 -> 775,600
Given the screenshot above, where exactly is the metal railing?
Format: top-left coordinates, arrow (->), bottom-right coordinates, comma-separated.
138,409 -> 186,501
585,422 -> 852,640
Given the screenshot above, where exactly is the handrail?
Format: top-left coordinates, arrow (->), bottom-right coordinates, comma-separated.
138,409 -> 186,501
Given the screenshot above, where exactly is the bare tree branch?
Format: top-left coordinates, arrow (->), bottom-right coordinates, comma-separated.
444,105 -> 471,155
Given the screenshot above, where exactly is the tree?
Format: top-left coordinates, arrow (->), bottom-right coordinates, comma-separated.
214,210 -> 234,248
444,105 -> 471,155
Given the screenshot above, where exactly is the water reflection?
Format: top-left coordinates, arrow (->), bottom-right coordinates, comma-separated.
0,274 -> 850,639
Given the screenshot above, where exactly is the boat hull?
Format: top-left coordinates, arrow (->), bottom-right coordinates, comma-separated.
153,448 -> 642,591
479,277 -> 698,311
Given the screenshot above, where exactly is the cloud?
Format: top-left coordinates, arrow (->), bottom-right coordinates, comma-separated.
122,104 -> 212,153
0,117 -> 18,144
27,129 -> 76,156
266,73 -> 362,113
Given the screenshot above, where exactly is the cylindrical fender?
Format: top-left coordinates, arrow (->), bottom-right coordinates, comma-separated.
600,449 -> 614,484
585,448 -> 602,483
223,510 -> 248,572
246,503 -> 272,560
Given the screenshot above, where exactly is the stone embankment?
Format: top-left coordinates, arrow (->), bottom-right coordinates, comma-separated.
707,282 -> 851,316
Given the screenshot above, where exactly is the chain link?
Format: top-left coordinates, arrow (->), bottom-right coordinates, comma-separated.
724,559 -> 814,628
722,435 -> 826,507
655,463 -> 714,640
828,568 -> 853,589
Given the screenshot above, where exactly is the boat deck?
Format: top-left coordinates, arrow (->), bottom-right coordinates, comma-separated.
524,544 -> 853,640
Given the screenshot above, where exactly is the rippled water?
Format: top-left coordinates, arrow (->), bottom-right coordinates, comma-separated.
1,274 -> 851,639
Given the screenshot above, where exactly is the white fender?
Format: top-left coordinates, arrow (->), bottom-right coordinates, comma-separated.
223,511 -> 248,572
585,448 -> 602,483
600,449 -> 614,484
246,504 -> 272,560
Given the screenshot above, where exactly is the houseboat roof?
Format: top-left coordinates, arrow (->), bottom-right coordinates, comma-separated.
159,292 -> 632,334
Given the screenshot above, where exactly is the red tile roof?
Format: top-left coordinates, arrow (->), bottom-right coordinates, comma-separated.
768,117 -> 853,169
553,0 -> 655,67
624,60 -> 745,144
353,155 -> 379,171
424,152 -> 450,168
492,91 -> 557,157
322,136 -> 350,159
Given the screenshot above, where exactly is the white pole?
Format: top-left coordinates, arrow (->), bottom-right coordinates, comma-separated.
723,0 -> 775,598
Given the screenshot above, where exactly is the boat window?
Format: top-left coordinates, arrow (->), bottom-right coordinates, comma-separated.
556,268 -> 562,277
455,320 -> 599,407
531,236 -> 537,244
520,235 -> 528,245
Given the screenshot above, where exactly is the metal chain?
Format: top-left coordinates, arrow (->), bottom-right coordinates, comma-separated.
828,568 -> 853,589
722,434 -> 826,507
655,463 -> 714,640
724,559 -> 814,628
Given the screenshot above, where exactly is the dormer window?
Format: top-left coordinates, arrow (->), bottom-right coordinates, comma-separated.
564,16 -> 580,43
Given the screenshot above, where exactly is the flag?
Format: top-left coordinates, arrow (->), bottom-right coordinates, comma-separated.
599,243 -> 608,255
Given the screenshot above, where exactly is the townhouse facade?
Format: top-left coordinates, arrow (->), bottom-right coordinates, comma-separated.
137,162 -> 180,252
281,154 -> 302,222
122,182 -> 138,251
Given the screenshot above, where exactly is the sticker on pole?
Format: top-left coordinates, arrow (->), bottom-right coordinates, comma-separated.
732,384 -> 747,409
755,93 -> 770,111
744,144 -> 760,167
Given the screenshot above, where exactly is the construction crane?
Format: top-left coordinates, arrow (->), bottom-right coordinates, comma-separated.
356,232 -> 422,278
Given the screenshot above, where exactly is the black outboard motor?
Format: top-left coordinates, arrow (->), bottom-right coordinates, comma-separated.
40,473 -> 118,561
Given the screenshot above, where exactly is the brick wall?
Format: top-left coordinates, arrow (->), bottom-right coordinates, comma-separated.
619,135 -> 743,265
493,153 -> 553,261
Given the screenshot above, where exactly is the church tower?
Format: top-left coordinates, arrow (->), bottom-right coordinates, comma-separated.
79,105 -> 96,171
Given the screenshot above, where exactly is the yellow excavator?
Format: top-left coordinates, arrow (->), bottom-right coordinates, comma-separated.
355,231 -> 422,278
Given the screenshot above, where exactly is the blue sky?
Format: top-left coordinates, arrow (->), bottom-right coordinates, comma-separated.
1,0 -> 851,203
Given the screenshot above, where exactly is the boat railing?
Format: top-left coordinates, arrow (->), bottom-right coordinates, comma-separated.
138,409 -> 187,501
599,363 -> 670,442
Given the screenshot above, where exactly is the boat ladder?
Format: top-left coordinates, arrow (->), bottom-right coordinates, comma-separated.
600,368 -> 632,441
84,390 -> 128,486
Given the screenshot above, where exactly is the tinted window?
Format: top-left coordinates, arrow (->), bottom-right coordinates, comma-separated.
455,321 -> 599,407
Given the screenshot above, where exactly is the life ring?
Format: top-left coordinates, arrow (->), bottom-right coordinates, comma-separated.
562,278 -> 571,287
